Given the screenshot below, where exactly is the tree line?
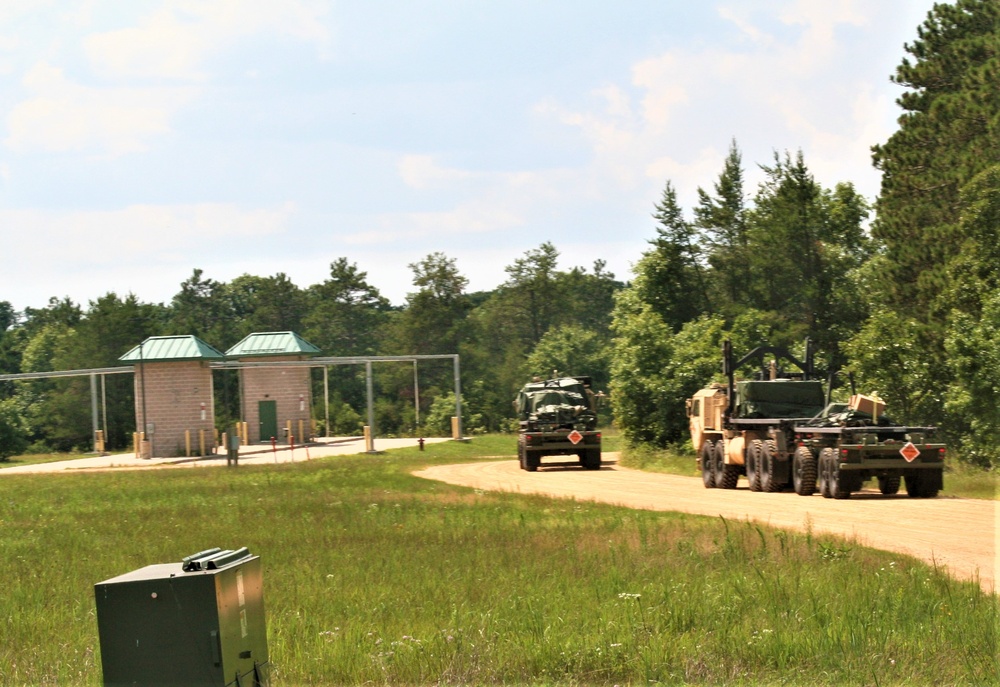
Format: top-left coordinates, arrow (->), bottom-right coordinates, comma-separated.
2,0 -> 998,468
0,247 -> 621,457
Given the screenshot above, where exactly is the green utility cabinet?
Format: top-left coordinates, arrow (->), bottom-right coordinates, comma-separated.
95,547 -> 269,687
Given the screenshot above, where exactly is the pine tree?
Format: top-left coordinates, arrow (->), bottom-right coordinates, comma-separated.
871,0 -> 1000,321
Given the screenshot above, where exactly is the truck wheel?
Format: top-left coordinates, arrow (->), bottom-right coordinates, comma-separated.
878,475 -> 901,495
719,463 -> 740,490
701,441 -> 716,488
746,440 -> 763,492
905,473 -> 937,498
583,449 -> 601,470
818,448 -> 835,498
827,449 -> 851,499
792,446 -> 817,495
525,453 -> 539,472
760,439 -> 782,492
518,439 -> 526,470
712,440 -> 727,488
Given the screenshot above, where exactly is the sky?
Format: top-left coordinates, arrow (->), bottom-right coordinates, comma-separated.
0,0 -> 938,312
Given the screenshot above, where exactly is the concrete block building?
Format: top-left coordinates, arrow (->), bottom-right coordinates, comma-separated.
226,332 -> 320,444
119,335 -> 225,458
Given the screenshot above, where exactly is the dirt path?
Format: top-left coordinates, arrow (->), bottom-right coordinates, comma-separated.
414,455 -> 997,595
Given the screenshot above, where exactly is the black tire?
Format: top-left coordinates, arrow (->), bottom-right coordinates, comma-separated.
878,475 -> 901,495
525,452 -> 539,472
905,473 -> 938,498
827,449 -> 851,499
746,440 -> 763,492
759,439 -> 782,492
517,438 -> 526,470
583,449 -> 601,470
701,440 -> 715,488
818,447 -> 835,498
792,445 -> 817,496
719,463 -> 740,489
712,440 -> 726,488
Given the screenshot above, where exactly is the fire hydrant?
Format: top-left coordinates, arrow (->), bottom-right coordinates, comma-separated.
418,437 -> 425,451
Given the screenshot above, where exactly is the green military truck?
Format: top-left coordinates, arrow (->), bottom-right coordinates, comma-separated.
516,376 -> 601,472
687,341 -> 945,498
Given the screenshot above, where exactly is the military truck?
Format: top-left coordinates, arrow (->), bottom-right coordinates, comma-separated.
516,376 -> 601,471
687,341 -> 945,498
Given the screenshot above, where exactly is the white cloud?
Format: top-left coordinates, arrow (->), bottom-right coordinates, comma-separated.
2,202 -> 294,266
5,61 -> 196,155
398,155 -> 476,190
531,1 -> 904,206
84,0 -> 331,80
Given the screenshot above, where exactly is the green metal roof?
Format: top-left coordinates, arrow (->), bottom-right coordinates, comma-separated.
119,335 -> 226,362
225,331 -> 321,358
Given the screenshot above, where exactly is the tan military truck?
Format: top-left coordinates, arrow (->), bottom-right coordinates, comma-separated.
687,341 -> 946,498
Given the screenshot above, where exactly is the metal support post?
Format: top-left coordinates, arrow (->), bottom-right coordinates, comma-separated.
366,360 -> 375,451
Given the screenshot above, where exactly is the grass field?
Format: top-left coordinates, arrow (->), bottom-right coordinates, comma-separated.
0,436 -> 997,685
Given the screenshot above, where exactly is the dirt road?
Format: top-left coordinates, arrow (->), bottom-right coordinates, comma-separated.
414,455 -> 997,595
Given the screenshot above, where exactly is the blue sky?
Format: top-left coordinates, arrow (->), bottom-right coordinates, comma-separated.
1,1 -> 935,311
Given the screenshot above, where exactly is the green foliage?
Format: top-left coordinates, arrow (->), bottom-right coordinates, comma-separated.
303,258 -> 391,356
0,398 -> 28,460
944,289 -> 1000,467
391,252 -> 471,356
524,324 -> 609,387
842,309 -> 941,425
610,275 -> 730,447
640,181 -> 710,329
872,0 -> 1000,321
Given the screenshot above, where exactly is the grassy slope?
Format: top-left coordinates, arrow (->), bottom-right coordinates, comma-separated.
0,436 -> 996,686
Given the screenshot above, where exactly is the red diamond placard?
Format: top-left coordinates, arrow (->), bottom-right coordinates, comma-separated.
899,442 -> 921,462
568,430 -> 583,445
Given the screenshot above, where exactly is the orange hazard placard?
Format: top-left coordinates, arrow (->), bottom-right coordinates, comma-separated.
900,442 -> 921,462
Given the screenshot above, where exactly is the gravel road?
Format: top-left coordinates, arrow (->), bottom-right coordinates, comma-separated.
414,455 -> 997,595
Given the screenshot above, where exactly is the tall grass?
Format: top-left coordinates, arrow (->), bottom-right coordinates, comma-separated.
0,439 -> 996,685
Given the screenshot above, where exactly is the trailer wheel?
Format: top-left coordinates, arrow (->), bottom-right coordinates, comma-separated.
826,449 -> 852,499
760,439 -> 782,492
701,441 -> 715,488
746,440 -> 763,492
525,452 -> 539,472
582,449 -> 601,470
712,440 -> 727,488
792,446 -> 817,495
818,448 -> 835,498
905,473 -> 938,498
878,475 -> 901,495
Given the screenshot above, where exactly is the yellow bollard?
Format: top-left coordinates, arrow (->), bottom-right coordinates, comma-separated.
286,420 -> 292,445
199,429 -> 206,456
451,416 -> 459,440
133,432 -> 139,458
363,425 -> 373,453
185,430 -> 191,457
298,419 -> 305,444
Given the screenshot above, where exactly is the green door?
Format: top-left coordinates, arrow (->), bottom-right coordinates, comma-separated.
259,401 -> 278,442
